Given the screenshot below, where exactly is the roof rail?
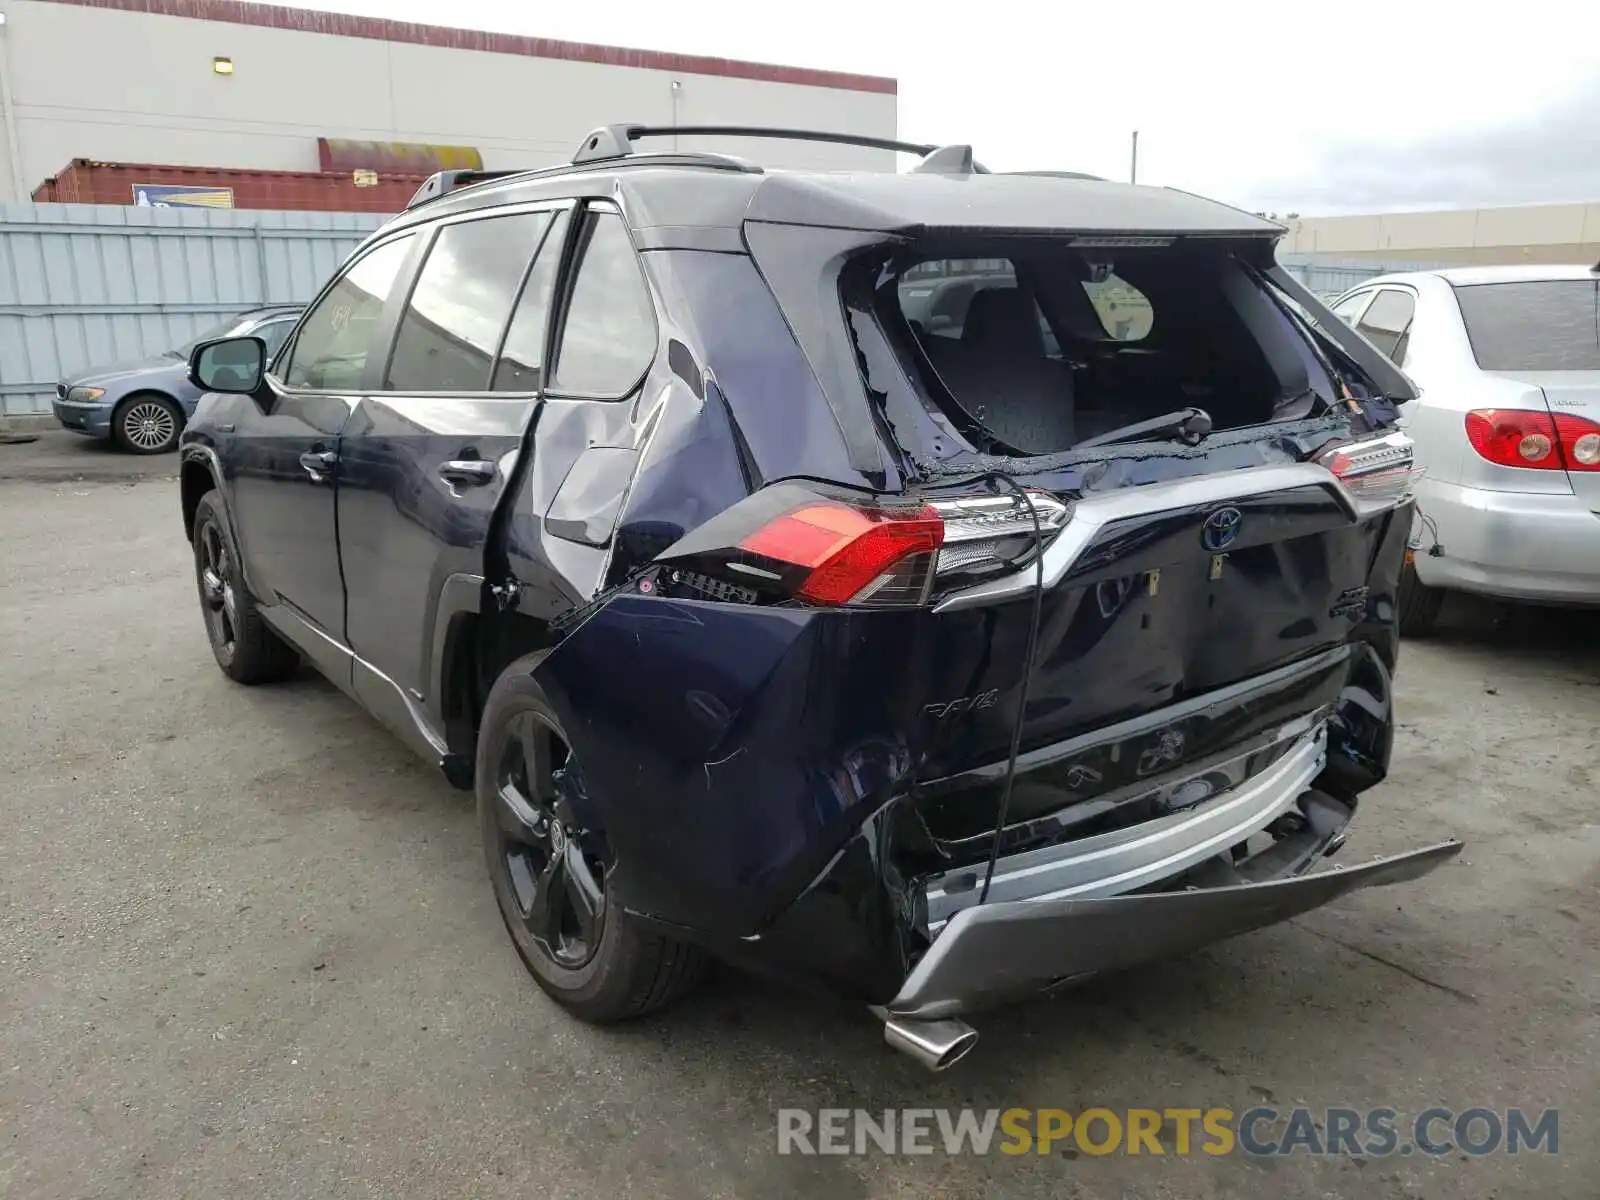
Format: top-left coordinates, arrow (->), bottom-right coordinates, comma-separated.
407,168 -> 527,209
1006,169 -> 1107,182
570,124 -> 984,173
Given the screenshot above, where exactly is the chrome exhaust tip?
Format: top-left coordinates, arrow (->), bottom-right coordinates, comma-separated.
883,1016 -> 979,1072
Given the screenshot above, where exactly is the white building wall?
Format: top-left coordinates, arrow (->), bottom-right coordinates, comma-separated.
0,0 -> 898,200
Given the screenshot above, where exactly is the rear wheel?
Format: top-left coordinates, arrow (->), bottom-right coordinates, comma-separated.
192,491 -> 300,683
1397,551 -> 1446,636
113,393 -> 183,454
476,660 -> 703,1021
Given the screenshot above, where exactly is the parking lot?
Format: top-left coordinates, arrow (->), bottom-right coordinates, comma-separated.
2,433 -> 1596,1199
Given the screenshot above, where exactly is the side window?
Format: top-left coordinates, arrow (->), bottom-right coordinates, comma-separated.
1080,272 -> 1154,341
549,211 -> 657,396
1356,288 -> 1417,365
282,235 -> 414,390
385,212 -> 553,392
491,210 -> 571,392
1331,291 -> 1374,326
256,319 -> 294,361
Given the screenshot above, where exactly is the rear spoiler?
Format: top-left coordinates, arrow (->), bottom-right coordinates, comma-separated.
1265,265 -> 1419,404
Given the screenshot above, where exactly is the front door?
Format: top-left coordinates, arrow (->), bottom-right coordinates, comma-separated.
228,231 -> 421,680
336,206 -> 573,735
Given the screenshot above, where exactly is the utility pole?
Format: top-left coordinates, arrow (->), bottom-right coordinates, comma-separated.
1130,130 -> 1139,185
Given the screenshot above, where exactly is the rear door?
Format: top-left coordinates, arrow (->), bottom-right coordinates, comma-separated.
1353,288 -> 1417,366
228,231 -> 420,672
336,204 -> 573,733
1452,276 -> 1600,509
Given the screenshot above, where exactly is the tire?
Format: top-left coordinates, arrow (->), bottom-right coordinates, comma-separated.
191,490 -> 300,684
476,658 -> 703,1022
112,393 -> 184,454
1397,551 -> 1445,637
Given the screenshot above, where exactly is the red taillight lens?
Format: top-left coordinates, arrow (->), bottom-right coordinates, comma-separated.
1555,413 -> 1600,471
654,482 -> 1070,609
739,502 -> 943,606
1464,408 -> 1600,471
1465,409 -> 1564,469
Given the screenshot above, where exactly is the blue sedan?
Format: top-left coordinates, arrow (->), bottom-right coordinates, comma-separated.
53,306 -> 301,453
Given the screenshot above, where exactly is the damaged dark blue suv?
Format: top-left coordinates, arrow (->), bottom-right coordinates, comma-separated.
177,125 -> 1461,1070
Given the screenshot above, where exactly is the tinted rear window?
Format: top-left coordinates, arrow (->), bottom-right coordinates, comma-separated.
1454,280 -> 1600,371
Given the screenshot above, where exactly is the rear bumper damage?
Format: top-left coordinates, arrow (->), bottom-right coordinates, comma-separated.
894,835 -> 1462,1022
878,838 -> 1461,1068
874,721 -> 1461,1067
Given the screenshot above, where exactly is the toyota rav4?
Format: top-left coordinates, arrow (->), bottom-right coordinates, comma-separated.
178,125 -> 1461,1070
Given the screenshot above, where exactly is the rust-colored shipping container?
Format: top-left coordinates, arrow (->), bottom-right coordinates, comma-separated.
31,159 -> 421,213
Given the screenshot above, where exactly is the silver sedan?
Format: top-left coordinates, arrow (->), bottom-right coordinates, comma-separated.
1328,265 -> 1600,632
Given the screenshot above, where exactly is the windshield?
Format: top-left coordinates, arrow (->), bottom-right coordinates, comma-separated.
1454,279 -> 1600,371
168,314 -> 251,359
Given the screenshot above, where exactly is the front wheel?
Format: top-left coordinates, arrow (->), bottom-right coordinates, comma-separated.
192,491 -> 300,683
113,394 -> 183,454
476,659 -> 703,1022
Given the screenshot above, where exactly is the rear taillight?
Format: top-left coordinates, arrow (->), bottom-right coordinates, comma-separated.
652,483 -> 1071,608
738,501 -> 943,605
1314,430 -> 1424,515
1465,409 -> 1600,472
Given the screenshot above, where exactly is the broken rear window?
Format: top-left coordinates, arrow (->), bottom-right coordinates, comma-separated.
873,241 -> 1336,457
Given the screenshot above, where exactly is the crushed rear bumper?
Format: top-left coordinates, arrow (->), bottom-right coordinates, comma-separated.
886,838 -> 1462,1020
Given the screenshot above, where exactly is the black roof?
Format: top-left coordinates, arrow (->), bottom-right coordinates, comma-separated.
376,158 -> 1281,252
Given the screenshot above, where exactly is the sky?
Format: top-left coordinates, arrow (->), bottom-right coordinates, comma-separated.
268,0 -> 1600,216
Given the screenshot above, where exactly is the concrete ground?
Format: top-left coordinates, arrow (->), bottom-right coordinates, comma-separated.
2,435 -> 1596,1199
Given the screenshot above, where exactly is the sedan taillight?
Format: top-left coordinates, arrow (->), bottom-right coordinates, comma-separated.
1465,408 -> 1600,472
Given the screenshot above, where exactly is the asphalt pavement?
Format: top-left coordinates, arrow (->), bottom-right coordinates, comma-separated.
2,436 -> 1595,1199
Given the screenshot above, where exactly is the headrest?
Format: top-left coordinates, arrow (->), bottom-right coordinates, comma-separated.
963,287 -> 1045,356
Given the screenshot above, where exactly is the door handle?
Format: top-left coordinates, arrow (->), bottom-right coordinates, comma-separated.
438,459 -> 497,487
299,449 -> 337,483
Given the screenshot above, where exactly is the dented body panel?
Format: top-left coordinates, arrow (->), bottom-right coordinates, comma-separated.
178,154 -> 1457,1030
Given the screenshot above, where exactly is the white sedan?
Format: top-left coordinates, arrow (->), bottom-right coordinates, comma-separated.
1328,265 -> 1600,633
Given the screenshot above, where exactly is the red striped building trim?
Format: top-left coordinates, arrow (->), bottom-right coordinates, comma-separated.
30,0 -> 898,94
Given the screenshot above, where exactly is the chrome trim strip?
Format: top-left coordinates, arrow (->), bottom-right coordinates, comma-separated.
933,463 -> 1359,613
925,724 -> 1327,931
259,601 -> 353,689
352,656 -> 450,759
260,603 -> 450,763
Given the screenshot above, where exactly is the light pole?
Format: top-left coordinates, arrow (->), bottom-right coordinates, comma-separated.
1130,130 -> 1139,185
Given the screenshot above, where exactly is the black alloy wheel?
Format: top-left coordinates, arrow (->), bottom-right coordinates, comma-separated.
190,491 -> 299,684
475,661 -> 703,1021
198,517 -> 240,665
488,709 -> 607,970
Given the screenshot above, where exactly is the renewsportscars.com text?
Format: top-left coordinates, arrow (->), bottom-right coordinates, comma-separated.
776,1106 -> 1560,1157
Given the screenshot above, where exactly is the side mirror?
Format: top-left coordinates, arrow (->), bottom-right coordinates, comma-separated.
189,335 -> 266,394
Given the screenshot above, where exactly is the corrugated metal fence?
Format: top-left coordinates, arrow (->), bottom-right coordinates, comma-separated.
0,203 -> 389,418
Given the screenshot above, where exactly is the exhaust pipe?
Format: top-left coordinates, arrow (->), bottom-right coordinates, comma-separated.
883,1016 -> 979,1071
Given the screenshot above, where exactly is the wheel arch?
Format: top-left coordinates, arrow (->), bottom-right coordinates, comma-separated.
113,388 -> 185,423
430,577 -> 557,782
180,453 -> 220,540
